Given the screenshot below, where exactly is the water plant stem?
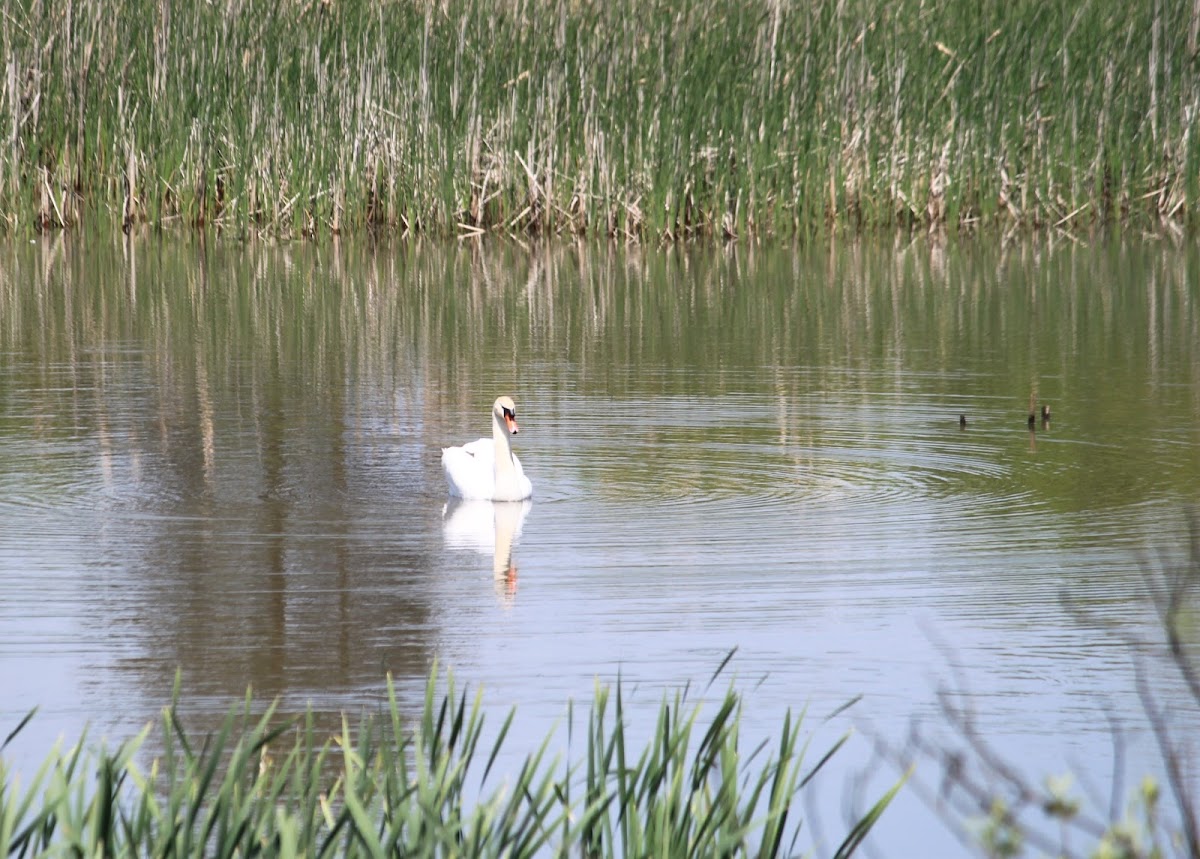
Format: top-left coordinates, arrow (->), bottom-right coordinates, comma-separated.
0,668 -> 901,857
2,0 -> 1198,239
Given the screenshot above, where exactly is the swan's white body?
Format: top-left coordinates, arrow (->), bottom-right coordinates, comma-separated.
441,397 -> 533,501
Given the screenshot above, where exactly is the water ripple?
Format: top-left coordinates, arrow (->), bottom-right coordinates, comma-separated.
539,397 -> 1049,538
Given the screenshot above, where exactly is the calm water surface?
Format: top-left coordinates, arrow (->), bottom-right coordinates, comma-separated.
1,237 -> 1198,854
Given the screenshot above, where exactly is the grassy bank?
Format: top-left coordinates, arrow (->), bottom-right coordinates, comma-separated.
0,670 -> 901,857
2,0 -> 1199,240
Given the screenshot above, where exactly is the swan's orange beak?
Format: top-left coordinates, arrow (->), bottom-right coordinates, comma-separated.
504,413 -> 519,434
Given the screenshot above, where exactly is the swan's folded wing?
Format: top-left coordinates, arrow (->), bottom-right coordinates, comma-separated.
442,439 -> 496,499
459,437 -> 494,460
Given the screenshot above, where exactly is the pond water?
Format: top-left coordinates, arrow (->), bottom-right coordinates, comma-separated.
1,236 -> 1198,854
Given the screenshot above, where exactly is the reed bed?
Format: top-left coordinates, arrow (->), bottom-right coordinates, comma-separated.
0,669 -> 901,857
2,0 -> 1197,239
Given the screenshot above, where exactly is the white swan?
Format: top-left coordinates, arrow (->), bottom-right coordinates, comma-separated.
441,396 -> 533,501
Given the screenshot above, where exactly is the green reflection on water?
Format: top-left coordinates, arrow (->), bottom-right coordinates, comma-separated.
0,236 -> 1198,720
2,237 -> 1196,507
1,237 -> 1198,859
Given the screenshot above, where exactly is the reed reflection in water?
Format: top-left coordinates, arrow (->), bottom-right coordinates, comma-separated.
0,236 -> 1198,852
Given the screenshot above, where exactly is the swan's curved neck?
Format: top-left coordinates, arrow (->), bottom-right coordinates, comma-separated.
492,413 -> 515,473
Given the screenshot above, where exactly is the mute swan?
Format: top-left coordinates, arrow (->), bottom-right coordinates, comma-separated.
441,396 -> 533,501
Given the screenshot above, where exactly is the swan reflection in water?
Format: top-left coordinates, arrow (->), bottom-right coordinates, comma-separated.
442,499 -> 532,601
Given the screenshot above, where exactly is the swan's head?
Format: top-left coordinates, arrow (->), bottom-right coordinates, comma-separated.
493,396 -> 520,435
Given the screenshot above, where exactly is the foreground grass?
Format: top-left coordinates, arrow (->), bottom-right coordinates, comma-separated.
0,669 -> 901,858
2,0 -> 1198,239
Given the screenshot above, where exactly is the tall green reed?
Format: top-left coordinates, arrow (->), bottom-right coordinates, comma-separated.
0,666 -> 902,857
3,0 -> 1195,239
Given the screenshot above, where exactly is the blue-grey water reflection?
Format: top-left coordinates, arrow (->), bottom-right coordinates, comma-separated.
0,237 -> 1198,854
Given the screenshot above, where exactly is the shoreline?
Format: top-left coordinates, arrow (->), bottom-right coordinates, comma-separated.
4,0 -> 1198,240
